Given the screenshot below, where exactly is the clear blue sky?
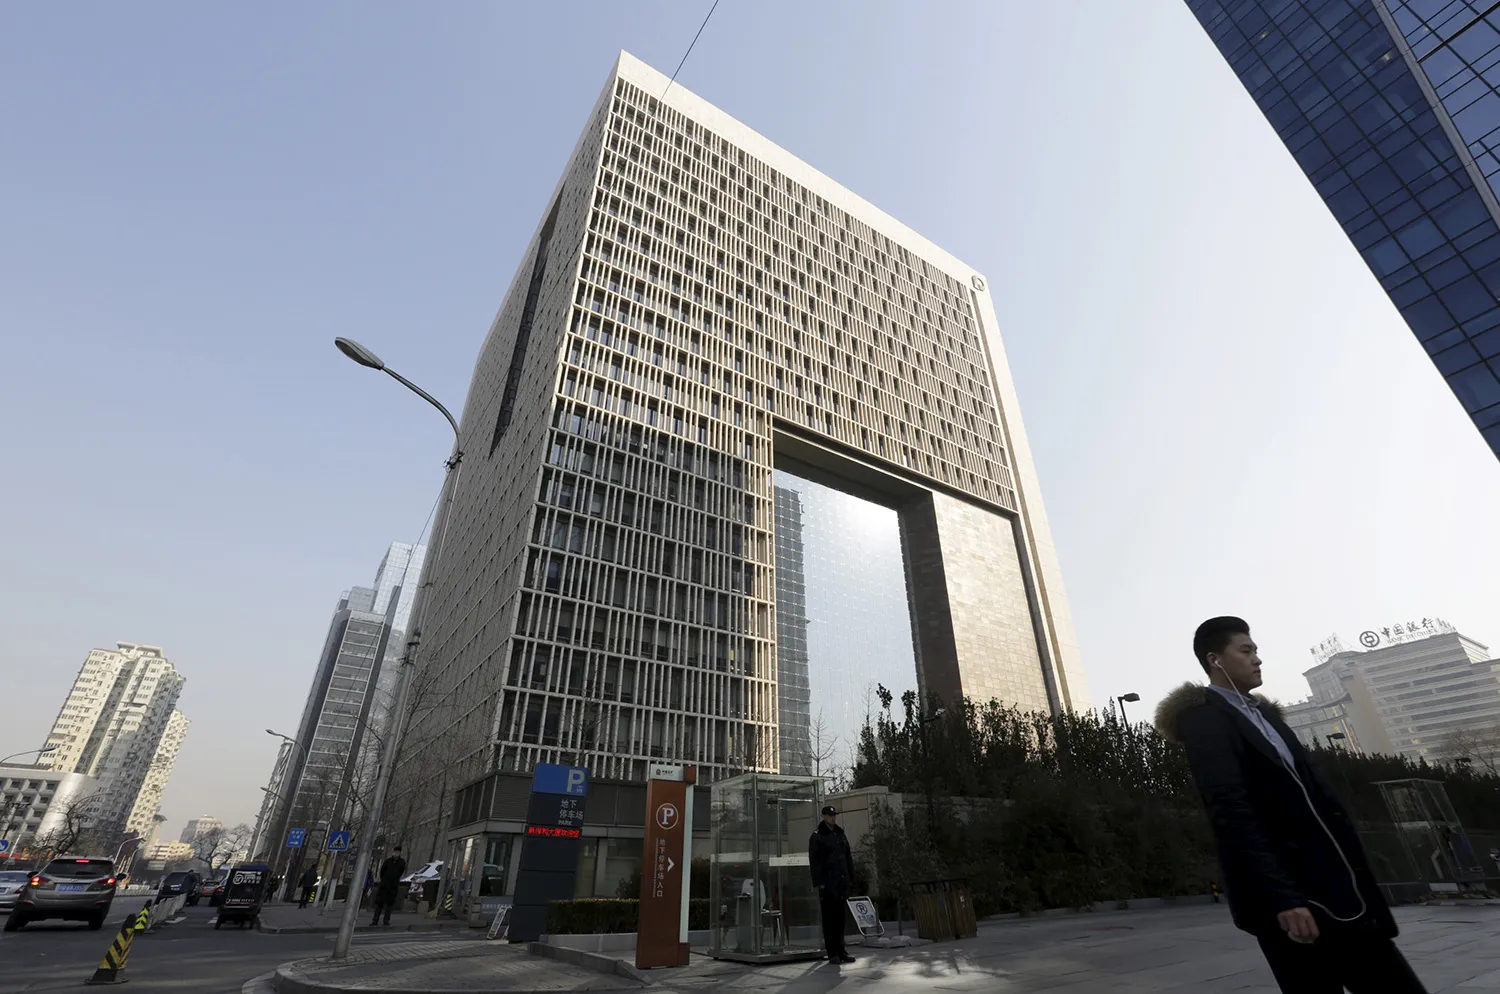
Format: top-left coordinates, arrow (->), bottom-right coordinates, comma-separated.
4,2 -> 1498,833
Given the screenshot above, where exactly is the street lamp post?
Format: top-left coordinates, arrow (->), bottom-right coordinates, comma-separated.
331,337 -> 463,961
917,707 -> 946,838
1115,693 -> 1141,726
0,748 -> 46,765
1325,733 -> 1355,801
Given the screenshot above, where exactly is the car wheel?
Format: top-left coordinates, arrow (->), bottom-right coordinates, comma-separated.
4,912 -> 26,932
88,912 -> 105,930
214,919 -> 221,929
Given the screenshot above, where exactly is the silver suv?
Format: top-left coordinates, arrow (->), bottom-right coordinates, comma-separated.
4,857 -> 117,930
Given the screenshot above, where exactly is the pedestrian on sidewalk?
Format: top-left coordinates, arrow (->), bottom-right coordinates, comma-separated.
297,866 -> 318,909
809,805 -> 855,964
371,845 -> 407,926
1157,617 -> 1427,994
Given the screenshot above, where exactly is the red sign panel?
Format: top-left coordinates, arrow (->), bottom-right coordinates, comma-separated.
526,825 -> 581,838
636,777 -> 689,969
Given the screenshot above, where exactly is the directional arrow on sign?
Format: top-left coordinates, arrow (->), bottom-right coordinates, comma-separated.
667,857 -> 675,872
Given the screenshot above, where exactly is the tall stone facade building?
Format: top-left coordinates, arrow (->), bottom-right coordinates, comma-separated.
391,52 -> 1088,854
38,643 -> 188,842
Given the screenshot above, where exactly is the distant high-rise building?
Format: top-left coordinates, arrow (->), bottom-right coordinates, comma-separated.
260,588 -> 397,853
179,815 -> 222,844
773,473 -> 923,778
390,51 -> 1088,856
773,486 -> 812,776
37,643 -> 188,842
1187,1 -> 1500,458
254,542 -> 423,859
1290,620 -> 1500,761
372,542 -> 427,634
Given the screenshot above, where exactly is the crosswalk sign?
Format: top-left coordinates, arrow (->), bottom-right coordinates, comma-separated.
327,830 -> 351,852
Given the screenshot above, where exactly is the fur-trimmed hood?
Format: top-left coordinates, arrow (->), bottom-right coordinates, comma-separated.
1154,682 -> 1285,743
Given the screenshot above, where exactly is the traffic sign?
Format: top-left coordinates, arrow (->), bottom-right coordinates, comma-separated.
326,830 -> 351,852
0,840 -> 10,854
286,828 -> 307,848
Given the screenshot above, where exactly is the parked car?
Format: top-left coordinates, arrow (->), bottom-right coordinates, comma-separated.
4,857 -> 118,931
400,860 -> 443,884
158,870 -> 202,906
0,870 -> 30,912
200,875 -> 227,906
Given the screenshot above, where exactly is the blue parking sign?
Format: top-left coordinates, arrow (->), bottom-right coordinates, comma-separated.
327,830 -> 351,852
287,827 -> 307,848
532,763 -> 589,796
0,840 -> 10,854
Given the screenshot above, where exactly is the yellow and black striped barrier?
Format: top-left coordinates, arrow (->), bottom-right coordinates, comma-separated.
86,906 -> 146,985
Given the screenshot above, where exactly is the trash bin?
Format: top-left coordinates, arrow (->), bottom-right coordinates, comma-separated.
908,879 -> 978,940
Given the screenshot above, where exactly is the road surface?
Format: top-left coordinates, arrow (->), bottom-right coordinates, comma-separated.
0,901 -> 471,993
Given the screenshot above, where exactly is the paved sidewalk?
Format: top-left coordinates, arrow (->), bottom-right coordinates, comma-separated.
259,902 -> 474,935
275,939 -> 640,994
270,904 -> 1500,993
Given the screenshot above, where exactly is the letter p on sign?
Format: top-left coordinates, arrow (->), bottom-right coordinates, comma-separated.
567,769 -> 586,794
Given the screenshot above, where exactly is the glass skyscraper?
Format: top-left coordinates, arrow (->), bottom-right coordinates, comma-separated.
1188,0 -> 1500,457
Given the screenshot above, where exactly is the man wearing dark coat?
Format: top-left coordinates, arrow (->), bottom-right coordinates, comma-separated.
1157,616 -> 1425,993
370,845 -> 407,926
808,805 -> 856,964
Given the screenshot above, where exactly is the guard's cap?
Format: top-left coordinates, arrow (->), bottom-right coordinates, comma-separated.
821,805 -> 838,816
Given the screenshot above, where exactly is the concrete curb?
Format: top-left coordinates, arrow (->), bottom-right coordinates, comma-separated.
241,970 -> 277,994
525,942 -> 651,985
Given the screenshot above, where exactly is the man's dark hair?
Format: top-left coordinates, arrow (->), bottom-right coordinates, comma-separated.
1193,616 -> 1250,674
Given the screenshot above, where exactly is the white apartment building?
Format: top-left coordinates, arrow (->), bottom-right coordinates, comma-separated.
37,643 -> 188,842
389,52 -> 1088,857
124,709 -> 189,840
1296,623 -> 1500,762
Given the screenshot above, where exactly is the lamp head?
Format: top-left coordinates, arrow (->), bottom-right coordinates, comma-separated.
1120,693 -> 1141,703
335,337 -> 385,370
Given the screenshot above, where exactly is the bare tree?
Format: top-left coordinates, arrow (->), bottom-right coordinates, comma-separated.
1437,724 -> 1500,776
204,823 -> 252,868
31,792 -> 100,859
188,826 -> 226,864
810,709 -> 839,780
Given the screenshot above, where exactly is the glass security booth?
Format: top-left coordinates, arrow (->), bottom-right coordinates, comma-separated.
709,773 -> 824,962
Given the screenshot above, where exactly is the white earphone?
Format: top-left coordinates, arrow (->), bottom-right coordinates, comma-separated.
1210,657 -> 1368,925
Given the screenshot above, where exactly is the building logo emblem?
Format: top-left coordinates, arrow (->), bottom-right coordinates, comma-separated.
971,275 -> 986,291
1359,630 -> 1381,648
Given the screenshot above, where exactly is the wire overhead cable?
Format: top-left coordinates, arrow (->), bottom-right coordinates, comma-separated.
663,0 -> 722,98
